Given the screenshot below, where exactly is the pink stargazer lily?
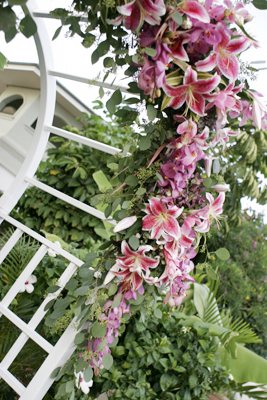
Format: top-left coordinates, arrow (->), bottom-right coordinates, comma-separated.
196,22 -> 250,81
108,0 -> 166,31
163,66 -> 220,116
179,0 -> 210,23
105,241 -> 159,291
142,197 -> 183,240
190,192 -> 225,232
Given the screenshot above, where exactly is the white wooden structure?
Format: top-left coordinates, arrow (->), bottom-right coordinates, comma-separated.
0,1 -> 122,398
0,61 -> 94,193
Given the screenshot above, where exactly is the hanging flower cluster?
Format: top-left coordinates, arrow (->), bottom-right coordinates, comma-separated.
46,0 -> 267,392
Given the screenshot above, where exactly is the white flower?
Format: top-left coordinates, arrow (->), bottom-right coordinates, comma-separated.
113,216 -> 137,233
48,241 -> 62,257
181,326 -> 187,334
94,271 -> 102,279
75,371 -> 93,394
19,275 -> 37,293
211,184 -> 230,193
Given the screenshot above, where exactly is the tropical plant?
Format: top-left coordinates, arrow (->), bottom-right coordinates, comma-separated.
207,213 -> 267,358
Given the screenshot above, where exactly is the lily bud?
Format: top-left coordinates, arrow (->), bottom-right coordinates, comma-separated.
113,216 -> 137,233
211,184 -> 230,192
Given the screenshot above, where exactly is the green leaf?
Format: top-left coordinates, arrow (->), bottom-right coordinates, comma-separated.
125,175 -> 138,186
65,380 -> 74,393
136,188 -> 146,195
52,26 -> 62,40
147,104 -> 158,121
154,308 -> 162,319
106,97 -> 116,114
108,283 -> 118,297
206,266 -> 218,280
111,89 -> 122,105
93,171 -> 112,192
172,11 -> 183,24
220,343 -> 267,383
47,285 -> 60,293
203,177 -> 212,187
112,292 -> 122,308
102,353 -> 113,370
215,248 -> 230,260
144,47 -> 157,57
0,6 -> 16,33
74,286 -> 89,297
252,0 -> 267,9
51,367 -> 61,379
74,332 -> 85,345
19,14 -> 37,38
129,235 -> 139,250
91,49 -> 100,64
160,374 -> 172,391
189,373 -> 198,389
0,52 -> 7,70
84,366 -> 93,382
139,136 -> 151,151
91,321 -> 107,338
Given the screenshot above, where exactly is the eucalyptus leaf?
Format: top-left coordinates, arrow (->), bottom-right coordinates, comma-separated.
147,104 -> 158,121
215,248 -> 230,260
102,353 -> 113,370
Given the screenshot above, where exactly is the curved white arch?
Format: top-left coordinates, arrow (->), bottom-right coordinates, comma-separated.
0,0 -> 56,216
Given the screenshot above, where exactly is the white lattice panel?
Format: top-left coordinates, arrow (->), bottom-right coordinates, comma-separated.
0,1 -> 119,398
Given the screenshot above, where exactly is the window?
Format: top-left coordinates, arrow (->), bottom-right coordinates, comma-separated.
0,95 -> 24,116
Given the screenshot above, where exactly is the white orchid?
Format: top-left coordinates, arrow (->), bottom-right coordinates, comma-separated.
19,275 -> 37,293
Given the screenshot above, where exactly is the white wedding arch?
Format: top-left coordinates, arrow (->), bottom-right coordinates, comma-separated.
0,1 -> 119,398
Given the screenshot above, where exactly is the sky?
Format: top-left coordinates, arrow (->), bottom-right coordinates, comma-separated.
1,0 -> 267,218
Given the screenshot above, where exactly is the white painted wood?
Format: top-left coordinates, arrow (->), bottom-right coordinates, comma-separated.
0,261 -> 78,371
19,317 -> 80,400
0,305 -> 53,353
45,124 -> 121,154
0,368 -> 25,396
0,210 -> 84,266
32,9 -> 89,22
25,176 -> 117,225
0,245 -> 48,308
0,0 -> 56,216
48,70 -> 131,94
0,228 -> 23,264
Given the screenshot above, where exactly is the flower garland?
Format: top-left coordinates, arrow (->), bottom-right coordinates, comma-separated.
47,0 -> 267,396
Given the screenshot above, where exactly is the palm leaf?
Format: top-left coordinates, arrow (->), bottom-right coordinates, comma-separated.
193,283 -> 267,384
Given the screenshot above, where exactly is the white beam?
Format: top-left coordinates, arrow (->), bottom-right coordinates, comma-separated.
45,125 -> 121,155
25,176 -> 117,225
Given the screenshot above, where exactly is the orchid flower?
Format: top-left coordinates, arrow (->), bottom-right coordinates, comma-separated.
163,66 -> 220,116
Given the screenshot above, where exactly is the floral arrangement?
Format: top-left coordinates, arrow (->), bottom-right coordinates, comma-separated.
40,0 -> 267,398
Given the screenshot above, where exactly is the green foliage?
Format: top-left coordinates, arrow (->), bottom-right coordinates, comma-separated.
208,213 -> 267,358
0,1 -> 37,45
88,309 -> 230,400
12,112 -> 133,247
